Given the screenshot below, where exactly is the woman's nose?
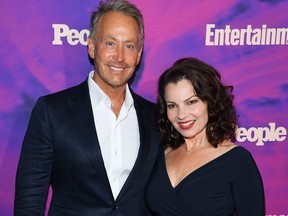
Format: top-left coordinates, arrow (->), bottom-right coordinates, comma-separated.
177,106 -> 189,120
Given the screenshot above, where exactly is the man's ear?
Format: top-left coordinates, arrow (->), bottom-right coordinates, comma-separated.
136,47 -> 143,65
87,37 -> 95,59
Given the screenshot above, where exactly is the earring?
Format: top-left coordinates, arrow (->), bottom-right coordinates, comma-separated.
170,124 -> 176,139
171,124 -> 174,132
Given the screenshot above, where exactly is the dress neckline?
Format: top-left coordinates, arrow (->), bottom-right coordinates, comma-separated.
163,146 -> 242,189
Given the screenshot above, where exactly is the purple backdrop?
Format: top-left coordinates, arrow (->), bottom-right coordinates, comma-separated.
1,0 -> 288,215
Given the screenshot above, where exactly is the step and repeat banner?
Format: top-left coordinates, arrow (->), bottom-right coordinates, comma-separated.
0,0 -> 287,215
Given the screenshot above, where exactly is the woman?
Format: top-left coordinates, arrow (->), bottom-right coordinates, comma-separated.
146,57 -> 265,215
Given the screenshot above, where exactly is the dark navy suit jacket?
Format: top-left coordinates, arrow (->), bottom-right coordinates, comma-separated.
14,80 -> 160,216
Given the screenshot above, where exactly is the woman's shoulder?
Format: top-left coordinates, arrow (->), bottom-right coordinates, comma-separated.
217,140 -> 237,155
218,141 -> 254,161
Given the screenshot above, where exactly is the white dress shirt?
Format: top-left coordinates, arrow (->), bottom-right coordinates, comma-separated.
88,71 -> 140,199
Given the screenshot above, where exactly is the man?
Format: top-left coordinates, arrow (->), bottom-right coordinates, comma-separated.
14,0 -> 159,215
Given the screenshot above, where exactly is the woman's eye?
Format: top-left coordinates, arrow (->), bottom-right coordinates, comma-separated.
167,104 -> 176,109
187,100 -> 197,105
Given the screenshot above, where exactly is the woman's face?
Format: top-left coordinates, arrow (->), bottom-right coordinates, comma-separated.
165,79 -> 208,139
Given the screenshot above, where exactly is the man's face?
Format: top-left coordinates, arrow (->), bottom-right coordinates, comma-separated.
88,11 -> 143,91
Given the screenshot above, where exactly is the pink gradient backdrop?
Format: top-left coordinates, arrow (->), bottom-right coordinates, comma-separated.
1,0 -> 287,215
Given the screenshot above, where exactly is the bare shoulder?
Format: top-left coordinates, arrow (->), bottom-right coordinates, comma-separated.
218,140 -> 238,154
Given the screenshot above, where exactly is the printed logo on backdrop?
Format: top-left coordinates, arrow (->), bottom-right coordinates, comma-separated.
52,24 -> 89,45
236,122 -> 287,146
266,214 -> 288,216
206,24 -> 288,46
52,23 -> 288,46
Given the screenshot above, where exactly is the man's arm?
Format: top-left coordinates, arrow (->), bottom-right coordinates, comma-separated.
14,98 -> 53,215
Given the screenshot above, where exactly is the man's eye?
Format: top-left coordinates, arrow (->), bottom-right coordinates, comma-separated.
126,44 -> 134,49
106,41 -> 115,47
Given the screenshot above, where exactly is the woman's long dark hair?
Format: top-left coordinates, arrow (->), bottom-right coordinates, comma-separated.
157,57 -> 238,149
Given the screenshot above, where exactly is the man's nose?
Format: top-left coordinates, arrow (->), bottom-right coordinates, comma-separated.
115,46 -> 125,63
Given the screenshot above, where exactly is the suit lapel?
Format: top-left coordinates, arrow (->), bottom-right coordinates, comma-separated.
68,81 -> 112,192
67,83 -> 154,200
116,92 -> 151,200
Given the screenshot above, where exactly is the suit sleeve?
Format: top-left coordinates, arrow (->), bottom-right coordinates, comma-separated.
14,97 -> 53,216
232,150 -> 265,216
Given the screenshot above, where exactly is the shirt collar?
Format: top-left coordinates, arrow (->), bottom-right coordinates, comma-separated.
88,70 -> 134,110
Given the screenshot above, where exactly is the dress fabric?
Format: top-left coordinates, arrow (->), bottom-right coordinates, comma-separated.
145,146 -> 265,216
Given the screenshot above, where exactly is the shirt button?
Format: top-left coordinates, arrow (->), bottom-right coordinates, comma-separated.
112,204 -> 118,210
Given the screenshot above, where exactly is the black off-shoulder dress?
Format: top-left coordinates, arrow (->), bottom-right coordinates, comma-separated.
145,146 -> 265,216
